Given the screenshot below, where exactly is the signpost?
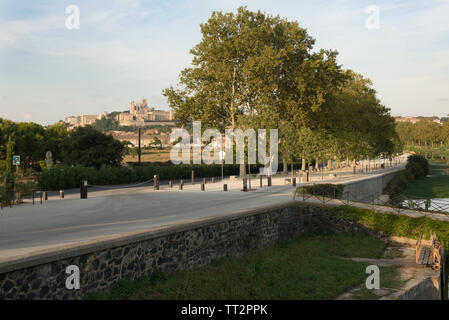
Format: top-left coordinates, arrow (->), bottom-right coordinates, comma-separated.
12,155 -> 20,166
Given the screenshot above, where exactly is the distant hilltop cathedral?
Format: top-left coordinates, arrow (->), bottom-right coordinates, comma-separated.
115,98 -> 175,126
65,97 -> 175,129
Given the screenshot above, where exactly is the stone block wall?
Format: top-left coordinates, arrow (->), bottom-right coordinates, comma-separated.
0,202 -> 368,300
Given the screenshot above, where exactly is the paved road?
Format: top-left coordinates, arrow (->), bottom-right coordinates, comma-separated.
0,157 -> 406,263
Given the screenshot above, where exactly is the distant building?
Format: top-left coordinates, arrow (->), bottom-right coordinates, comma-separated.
81,115 -> 101,126
65,116 -> 81,125
115,98 -> 175,126
394,116 -> 420,124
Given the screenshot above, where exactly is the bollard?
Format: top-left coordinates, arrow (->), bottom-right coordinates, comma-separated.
212,177 -> 215,183
191,171 -> 195,185
179,180 -> 184,190
43,191 -> 48,201
169,180 -> 173,188
223,184 -> 227,191
59,190 -> 64,199
260,176 -> 263,188
201,183 -> 205,191
267,176 -> 272,187
154,175 -> 160,190
242,178 -> 248,192
80,180 -> 88,199
292,178 -> 296,187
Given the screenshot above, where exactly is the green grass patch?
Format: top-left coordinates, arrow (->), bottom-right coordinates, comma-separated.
89,233 -> 387,300
331,205 -> 449,245
401,162 -> 449,199
348,266 -> 403,300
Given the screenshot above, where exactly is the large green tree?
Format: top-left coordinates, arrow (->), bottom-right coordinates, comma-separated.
62,126 -> 126,168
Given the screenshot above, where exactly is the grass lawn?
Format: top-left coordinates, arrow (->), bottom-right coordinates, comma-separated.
89,232 -> 396,300
401,161 -> 449,198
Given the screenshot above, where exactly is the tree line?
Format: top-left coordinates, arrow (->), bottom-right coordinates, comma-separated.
0,119 -> 125,171
396,119 -> 449,148
163,7 -> 400,175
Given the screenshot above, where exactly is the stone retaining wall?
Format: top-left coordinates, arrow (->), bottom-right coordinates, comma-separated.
0,202 -> 366,300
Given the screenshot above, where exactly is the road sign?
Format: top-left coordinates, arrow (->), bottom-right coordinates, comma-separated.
12,155 -> 20,166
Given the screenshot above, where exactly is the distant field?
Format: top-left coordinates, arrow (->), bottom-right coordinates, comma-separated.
89,233 -> 397,300
124,148 -> 172,163
401,161 -> 449,198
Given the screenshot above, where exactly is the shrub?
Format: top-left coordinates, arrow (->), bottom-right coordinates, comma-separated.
37,163 -> 263,191
407,155 -> 429,176
383,154 -> 429,196
296,184 -> 344,198
406,161 -> 424,178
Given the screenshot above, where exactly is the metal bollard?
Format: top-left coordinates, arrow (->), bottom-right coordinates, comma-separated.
292,178 -> 296,187
80,180 -> 88,199
223,184 -> 227,191
154,175 -> 160,190
179,180 -> 184,190
59,190 -> 64,199
201,183 -> 205,191
267,176 -> 272,187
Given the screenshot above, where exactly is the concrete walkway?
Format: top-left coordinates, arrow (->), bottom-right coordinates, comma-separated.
335,238 -> 440,300
0,156 -> 406,263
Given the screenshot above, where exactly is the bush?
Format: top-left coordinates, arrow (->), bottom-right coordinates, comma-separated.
384,154 -> 429,195
37,163 -> 263,191
407,155 -> 429,176
296,184 -> 344,198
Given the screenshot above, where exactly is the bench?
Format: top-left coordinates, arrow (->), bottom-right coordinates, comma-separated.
416,232 -> 442,270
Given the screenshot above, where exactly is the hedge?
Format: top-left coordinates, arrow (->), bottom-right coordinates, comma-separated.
383,155 -> 429,195
331,205 -> 449,247
296,184 -> 344,199
37,163 -> 263,191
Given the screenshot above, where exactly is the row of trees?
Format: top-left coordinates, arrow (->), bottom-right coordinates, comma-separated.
0,120 -> 126,171
164,7 -> 399,175
396,120 -> 449,147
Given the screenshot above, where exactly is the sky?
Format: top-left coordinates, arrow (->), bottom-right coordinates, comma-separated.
0,0 -> 448,125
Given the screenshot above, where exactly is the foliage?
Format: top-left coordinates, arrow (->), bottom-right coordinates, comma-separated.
89,233 -> 387,300
384,155 -> 429,195
164,7 -> 399,173
296,184 -> 344,198
92,117 -> 120,132
331,206 -> 449,248
37,163 -> 260,191
62,126 -> 126,169
1,137 -> 14,204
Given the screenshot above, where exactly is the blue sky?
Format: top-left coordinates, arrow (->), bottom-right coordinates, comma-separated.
0,0 -> 448,124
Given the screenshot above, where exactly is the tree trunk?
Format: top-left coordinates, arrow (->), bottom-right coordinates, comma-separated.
283,158 -> 287,174
301,158 -> 306,171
